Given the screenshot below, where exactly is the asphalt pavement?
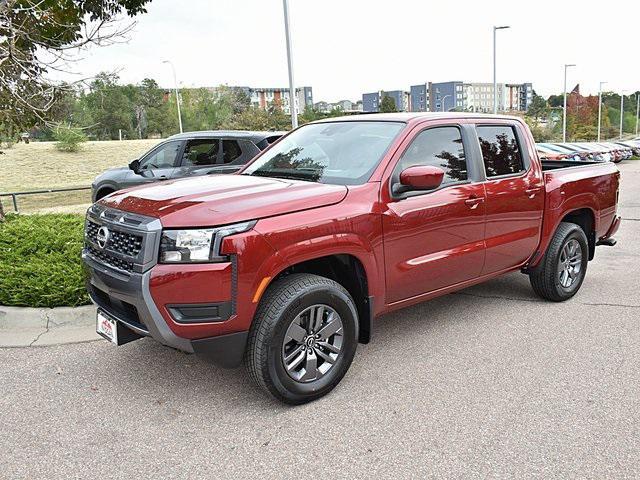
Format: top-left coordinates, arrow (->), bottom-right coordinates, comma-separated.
1,161 -> 639,479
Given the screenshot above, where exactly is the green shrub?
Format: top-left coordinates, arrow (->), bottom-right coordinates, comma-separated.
0,214 -> 89,308
53,124 -> 88,152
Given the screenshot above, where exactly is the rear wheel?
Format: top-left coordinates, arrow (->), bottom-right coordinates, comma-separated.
244,273 -> 359,404
529,222 -> 589,301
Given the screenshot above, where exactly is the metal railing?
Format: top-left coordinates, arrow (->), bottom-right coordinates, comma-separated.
0,186 -> 91,213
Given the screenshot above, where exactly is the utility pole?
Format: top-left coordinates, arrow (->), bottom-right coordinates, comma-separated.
493,26 -> 510,114
282,0 -> 298,128
563,64 -> 576,142
597,81 -> 606,141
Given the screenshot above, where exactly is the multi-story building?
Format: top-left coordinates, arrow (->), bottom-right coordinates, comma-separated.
429,81 -> 465,112
362,90 -> 409,112
463,82 -> 503,113
409,84 -> 429,112
231,86 -> 313,114
505,83 -> 533,111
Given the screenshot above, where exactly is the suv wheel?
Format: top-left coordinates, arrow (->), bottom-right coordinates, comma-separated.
529,222 -> 589,301
244,273 -> 359,404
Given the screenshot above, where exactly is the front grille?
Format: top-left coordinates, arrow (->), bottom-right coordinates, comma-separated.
86,220 -> 143,257
90,285 -> 147,331
87,246 -> 134,273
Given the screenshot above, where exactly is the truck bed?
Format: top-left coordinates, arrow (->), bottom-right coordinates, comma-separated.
540,159 -> 603,171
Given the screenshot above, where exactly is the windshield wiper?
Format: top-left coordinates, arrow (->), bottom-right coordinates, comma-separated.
249,170 -> 317,182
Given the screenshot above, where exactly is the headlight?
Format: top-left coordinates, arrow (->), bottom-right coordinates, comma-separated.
159,221 -> 256,263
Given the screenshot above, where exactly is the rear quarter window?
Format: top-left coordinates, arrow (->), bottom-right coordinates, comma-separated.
476,125 -> 525,178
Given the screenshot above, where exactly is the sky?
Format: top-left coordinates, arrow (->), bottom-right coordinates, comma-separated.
53,0 -> 639,102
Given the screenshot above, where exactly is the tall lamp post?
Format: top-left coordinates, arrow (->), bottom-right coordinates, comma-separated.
619,91 -> 626,139
162,60 -> 183,134
493,25 -> 510,114
636,92 -> 640,138
562,63 -> 576,142
441,94 -> 452,112
597,81 -> 607,141
282,0 -> 298,129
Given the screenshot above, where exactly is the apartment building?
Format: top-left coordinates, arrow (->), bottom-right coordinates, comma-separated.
362,90 -> 409,112
231,86 -> 313,114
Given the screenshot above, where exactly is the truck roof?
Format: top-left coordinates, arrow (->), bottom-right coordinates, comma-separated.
313,112 -> 522,124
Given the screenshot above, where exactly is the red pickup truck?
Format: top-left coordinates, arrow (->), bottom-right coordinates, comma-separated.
83,113 -> 621,404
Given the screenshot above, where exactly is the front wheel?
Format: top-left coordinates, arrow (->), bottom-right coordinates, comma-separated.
244,274 -> 359,404
529,222 -> 589,301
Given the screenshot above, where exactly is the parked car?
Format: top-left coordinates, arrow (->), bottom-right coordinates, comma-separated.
83,113 -> 621,404
569,143 -> 611,162
539,143 -> 584,161
91,130 -> 285,201
614,141 -> 640,157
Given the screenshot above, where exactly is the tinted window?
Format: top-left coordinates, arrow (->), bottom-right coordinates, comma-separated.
477,126 -> 524,177
223,140 -> 242,163
139,141 -> 182,170
182,139 -> 219,166
243,121 -> 404,185
397,127 -> 467,184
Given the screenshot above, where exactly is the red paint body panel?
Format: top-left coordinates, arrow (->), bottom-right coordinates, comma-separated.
94,113 -> 620,344
101,173 -> 348,228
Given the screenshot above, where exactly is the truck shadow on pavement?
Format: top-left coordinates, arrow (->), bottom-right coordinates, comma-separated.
106,272 -> 539,409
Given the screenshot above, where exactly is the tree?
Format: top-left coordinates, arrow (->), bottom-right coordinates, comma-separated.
379,93 -> 397,113
527,91 -> 548,121
0,0 -> 150,137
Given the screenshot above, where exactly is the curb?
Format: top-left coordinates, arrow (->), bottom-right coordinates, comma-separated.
0,304 -> 99,347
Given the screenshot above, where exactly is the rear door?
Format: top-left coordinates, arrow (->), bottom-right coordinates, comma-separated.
174,138 -> 221,178
475,122 -> 544,275
381,121 -> 487,303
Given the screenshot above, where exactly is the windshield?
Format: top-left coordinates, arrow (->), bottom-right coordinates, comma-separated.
242,121 -> 404,185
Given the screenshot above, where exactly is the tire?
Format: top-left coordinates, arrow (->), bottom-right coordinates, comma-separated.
244,273 -> 359,404
529,222 -> 589,302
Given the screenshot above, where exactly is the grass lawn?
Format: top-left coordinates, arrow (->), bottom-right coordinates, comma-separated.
0,214 -> 89,307
0,139 -> 159,213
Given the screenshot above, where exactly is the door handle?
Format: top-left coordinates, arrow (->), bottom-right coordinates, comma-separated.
158,175 -> 169,181
464,196 -> 484,209
525,186 -> 542,198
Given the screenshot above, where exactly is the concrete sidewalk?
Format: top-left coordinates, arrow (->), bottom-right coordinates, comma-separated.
0,304 -> 98,347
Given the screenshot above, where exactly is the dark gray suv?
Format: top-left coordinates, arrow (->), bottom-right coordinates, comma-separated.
91,130 -> 284,201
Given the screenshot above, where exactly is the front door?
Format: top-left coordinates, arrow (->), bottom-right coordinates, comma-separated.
124,139 -> 183,188
475,123 -> 544,275
382,124 -> 487,304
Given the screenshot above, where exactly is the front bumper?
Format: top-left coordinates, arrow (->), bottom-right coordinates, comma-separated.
83,251 -> 248,368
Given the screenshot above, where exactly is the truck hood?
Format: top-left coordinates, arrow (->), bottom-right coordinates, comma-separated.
100,174 -> 348,227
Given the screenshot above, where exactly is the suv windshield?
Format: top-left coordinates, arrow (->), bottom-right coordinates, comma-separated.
242,121 -> 404,185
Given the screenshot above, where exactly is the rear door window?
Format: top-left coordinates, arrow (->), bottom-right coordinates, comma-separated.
476,125 -> 525,178
182,139 -> 219,166
222,140 -> 243,164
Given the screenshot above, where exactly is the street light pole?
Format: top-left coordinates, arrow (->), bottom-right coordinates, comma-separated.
162,60 -> 183,133
562,63 -> 576,142
493,25 -> 510,114
441,94 -> 452,112
636,92 -> 640,138
620,91 -> 625,139
597,81 -> 606,141
282,0 -> 298,129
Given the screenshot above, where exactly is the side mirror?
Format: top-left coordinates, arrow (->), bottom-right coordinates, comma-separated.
396,165 -> 445,194
129,159 -> 140,173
